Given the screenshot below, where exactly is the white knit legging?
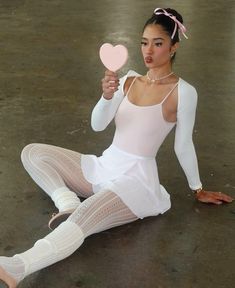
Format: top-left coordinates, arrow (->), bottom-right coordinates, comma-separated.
21,143 -> 138,237
21,143 -> 93,199
0,144 -> 139,285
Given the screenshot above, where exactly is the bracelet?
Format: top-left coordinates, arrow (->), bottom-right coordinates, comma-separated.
193,187 -> 203,194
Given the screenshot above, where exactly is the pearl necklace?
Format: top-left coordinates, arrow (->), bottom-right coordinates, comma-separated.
146,71 -> 174,83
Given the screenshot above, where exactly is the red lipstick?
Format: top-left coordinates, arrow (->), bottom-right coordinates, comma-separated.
145,56 -> 153,63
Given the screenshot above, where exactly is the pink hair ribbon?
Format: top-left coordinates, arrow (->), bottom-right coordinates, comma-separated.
154,8 -> 188,40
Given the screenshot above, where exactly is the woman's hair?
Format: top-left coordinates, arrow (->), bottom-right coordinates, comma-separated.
143,8 -> 184,45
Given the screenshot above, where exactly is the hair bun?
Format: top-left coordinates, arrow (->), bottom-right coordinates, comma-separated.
165,8 -> 183,24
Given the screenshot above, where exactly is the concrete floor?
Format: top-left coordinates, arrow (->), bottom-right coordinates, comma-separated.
0,0 -> 234,287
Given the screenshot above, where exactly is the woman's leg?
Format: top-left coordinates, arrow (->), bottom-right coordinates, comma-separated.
67,190 -> 138,237
21,143 -> 93,212
0,190 -> 138,286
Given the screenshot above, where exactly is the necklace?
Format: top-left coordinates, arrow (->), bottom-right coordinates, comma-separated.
146,71 -> 174,83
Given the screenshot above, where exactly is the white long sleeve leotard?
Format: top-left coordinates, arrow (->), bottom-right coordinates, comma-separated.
81,70 -> 202,219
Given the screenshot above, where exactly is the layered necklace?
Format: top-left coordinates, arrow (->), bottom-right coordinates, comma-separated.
146,71 -> 174,84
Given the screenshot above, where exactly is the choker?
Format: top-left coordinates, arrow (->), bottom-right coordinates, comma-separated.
146,71 -> 174,83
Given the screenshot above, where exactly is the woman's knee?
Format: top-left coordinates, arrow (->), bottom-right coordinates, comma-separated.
21,143 -> 45,164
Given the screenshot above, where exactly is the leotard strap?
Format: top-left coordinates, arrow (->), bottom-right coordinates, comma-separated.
160,81 -> 179,104
125,77 -> 138,97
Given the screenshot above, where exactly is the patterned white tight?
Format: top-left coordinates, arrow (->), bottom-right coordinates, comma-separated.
21,143 -> 94,211
0,144 -> 138,286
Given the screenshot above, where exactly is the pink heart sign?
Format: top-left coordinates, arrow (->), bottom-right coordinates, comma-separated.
99,43 -> 128,72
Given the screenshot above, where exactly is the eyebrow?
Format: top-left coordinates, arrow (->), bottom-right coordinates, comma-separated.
142,37 -> 165,41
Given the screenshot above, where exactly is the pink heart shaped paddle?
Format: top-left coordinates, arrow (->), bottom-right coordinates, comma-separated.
99,43 -> 128,72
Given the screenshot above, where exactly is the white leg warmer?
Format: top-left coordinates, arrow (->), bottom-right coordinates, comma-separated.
51,187 -> 81,212
15,221 -> 84,279
0,191 -> 137,286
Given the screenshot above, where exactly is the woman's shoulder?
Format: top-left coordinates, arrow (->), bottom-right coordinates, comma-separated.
119,70 -> 142,95
177,78 -> 198,109
178,77 -> 197,94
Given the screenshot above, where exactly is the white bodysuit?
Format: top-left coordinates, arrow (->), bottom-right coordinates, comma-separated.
81,70 -> 202,219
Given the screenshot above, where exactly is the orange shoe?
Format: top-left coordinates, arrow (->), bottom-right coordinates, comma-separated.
48,209 -> 75,230
0,265 -> 17,288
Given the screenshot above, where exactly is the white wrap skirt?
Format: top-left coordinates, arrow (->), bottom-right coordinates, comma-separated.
81,144 -> 171,219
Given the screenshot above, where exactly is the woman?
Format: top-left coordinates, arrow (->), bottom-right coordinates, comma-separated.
0,7 -> 233,288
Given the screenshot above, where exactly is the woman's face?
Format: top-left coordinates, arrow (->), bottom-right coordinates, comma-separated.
141,24 -> 178,69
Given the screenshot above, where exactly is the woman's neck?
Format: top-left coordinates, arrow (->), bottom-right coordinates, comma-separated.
147,67 -> 174,83
148,66 -> 172,79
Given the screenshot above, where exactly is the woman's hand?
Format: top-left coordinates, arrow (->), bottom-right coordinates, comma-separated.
101,70 -> 119,100
195,189 -> 234,205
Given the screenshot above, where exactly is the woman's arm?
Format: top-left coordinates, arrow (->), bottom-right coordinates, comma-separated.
174,79 -> 202,190
174,79 -> 234,204
91,70 -> 140,131
91,81 -> 125,131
